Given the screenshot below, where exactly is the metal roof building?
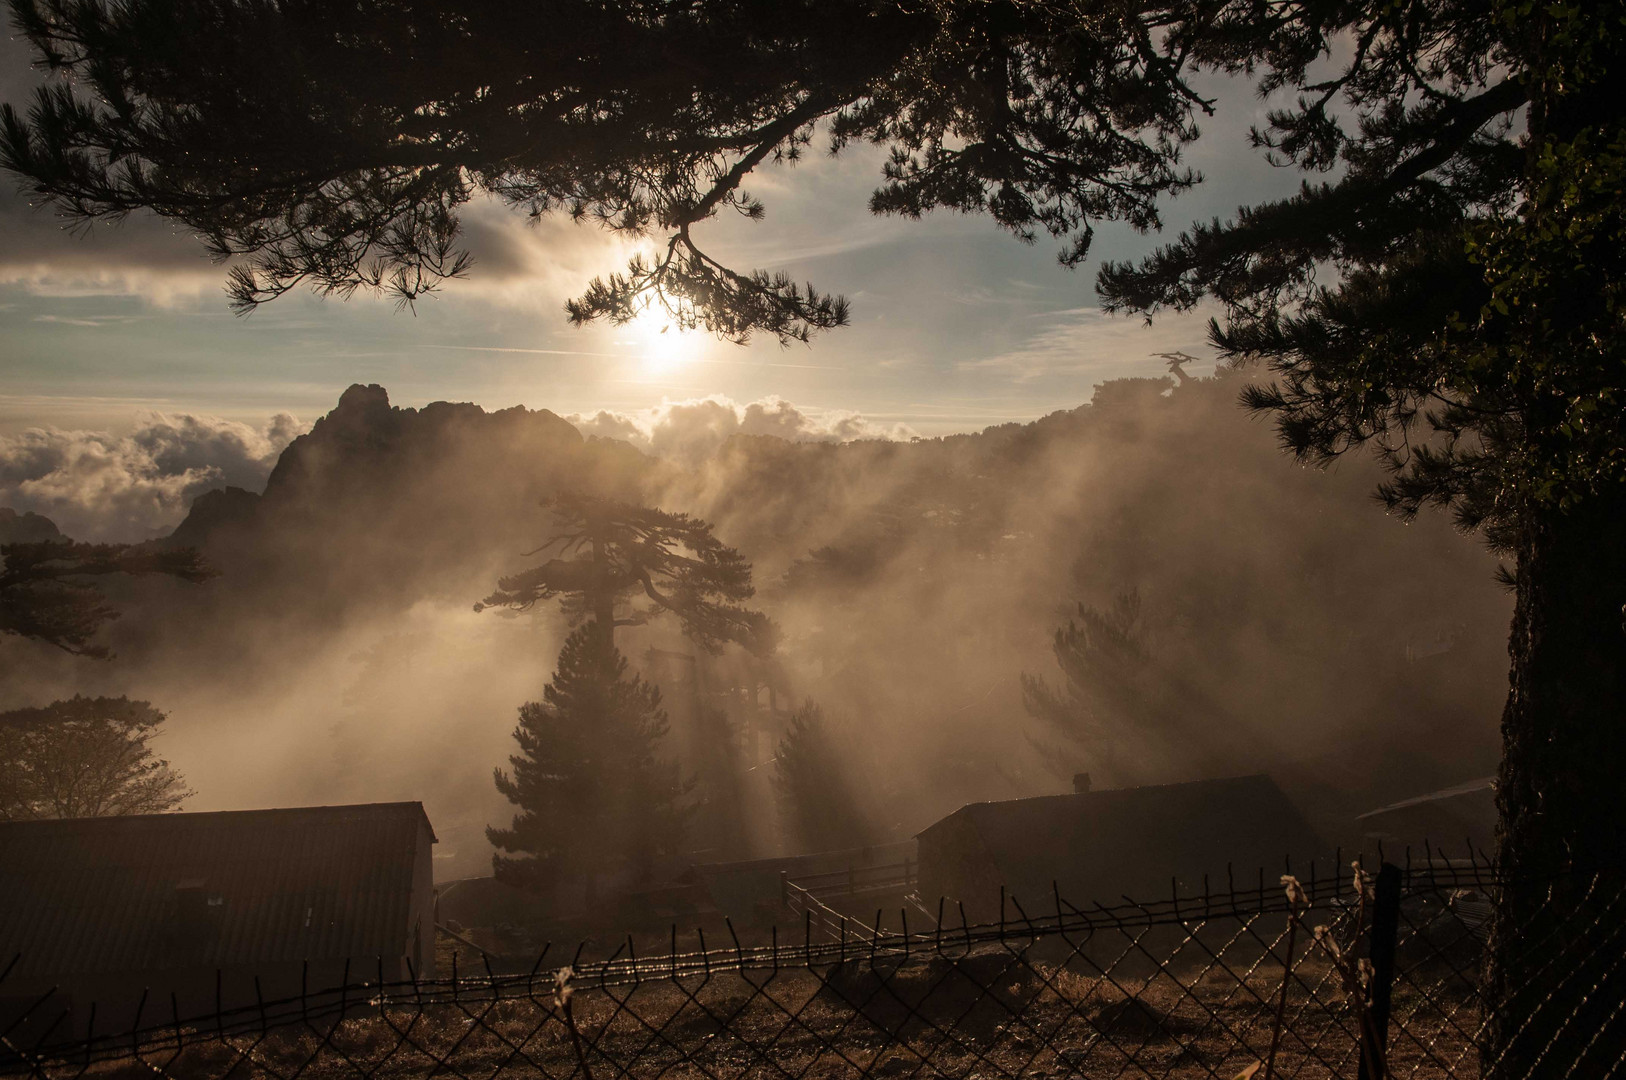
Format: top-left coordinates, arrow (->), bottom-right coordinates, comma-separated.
0,802 -> 436,1037
916,775 -> 1327,916
1355,776 -> 1497,854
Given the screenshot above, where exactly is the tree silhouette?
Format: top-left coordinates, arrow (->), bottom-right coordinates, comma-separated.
1092,12 -> 1624,1071
1021,590 -> 1240,786
7,2 -> 1625,1063
1021,592 -> 1146,786
0,540 -> 214,658
488,622 -> 690,900
0,695 -> 192,819
693,704 -> 750,861
772,700 -> 871,854
0,0 -> 1196,339
476,492 -> 774,655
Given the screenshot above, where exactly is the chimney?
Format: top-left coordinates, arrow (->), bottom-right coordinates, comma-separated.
1072,772 -> 1092,794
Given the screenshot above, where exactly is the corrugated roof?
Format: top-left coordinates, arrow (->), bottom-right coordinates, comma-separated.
920,774 -> 1327,903
1355,776 -> 1496,819
1353,776 -> 1497,851
0,803 -> 433,977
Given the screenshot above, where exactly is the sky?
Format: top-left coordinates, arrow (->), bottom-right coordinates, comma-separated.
0,27 -> 1305,443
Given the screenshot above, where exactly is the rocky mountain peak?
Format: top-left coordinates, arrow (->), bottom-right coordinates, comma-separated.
0,507 -> 66,544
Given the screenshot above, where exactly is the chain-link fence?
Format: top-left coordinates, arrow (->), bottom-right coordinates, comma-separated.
2,859 -> 1620,1080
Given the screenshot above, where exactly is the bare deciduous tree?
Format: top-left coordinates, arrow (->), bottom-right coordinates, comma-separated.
0,696 -> 193,820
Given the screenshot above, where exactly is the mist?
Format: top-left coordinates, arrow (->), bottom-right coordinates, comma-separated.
0,372 -> 1508,878
0,413 -> 304,541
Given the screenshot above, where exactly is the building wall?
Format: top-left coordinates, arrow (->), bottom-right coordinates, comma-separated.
409,818 -> 437,979
917,817 -> 1005,919
5,823 -> 438,1042
919,780 -> 1328,917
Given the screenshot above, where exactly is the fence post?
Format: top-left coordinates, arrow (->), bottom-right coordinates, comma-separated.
1357,863 -> 1403,1080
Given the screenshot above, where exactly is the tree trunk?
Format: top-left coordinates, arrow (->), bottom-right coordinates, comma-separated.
1483,485 -> 1626,1077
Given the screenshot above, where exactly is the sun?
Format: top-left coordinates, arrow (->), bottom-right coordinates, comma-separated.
621,311 -> 704,375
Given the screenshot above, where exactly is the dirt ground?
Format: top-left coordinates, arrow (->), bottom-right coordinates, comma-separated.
35,946 -> 1481,1080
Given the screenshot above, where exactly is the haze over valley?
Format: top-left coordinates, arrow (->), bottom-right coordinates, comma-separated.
0,372 -> 1507,878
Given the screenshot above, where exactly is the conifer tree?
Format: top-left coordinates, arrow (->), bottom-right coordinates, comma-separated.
1022,589 -> 1239,785
1,540 -> 213,658
487,623 -> 689,898
772,701 -> 870,854
8,3 -> 1626,1065
476,492 -> 775,656
479,495 -> 769,876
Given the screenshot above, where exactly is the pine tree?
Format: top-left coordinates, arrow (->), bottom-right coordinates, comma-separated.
487,623 -> 690,899
1021,592 -> 1145,787
479,495 -> 768,875
1021,590 -> 1240,785
772,701 -> 871,854
476,492 -> 774,656
0,0 -> 1195,339
9,3 -> 1626,1064
1,540 -> 213,657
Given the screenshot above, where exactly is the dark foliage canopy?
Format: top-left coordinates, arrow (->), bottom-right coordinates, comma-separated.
0,0 -> 1200,341
487,622 -> 689,891
1021,589 -> 1236,785
1091,2 -> 1624,550
476,492 -> 774,655
5,0 -> 1614,540
771,700 -> 871,854
0,540 -> 214,657
0,695 -> 192,819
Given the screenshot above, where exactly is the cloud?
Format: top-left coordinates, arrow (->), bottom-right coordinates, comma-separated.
1,28 -> 629,312
0,196 -> 231,306
0,413 -> 306,541
0,180 -> 646,313
962,306 -> 1224,384
440,198 -> 650,311
567,395 -> 917,464
0,24 -> 913,317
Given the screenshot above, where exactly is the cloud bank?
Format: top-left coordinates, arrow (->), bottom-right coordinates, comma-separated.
567,395 -> 918,463
0,413 -> 305,541
963,307 -> 1223,383
0,396 -> 909,540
